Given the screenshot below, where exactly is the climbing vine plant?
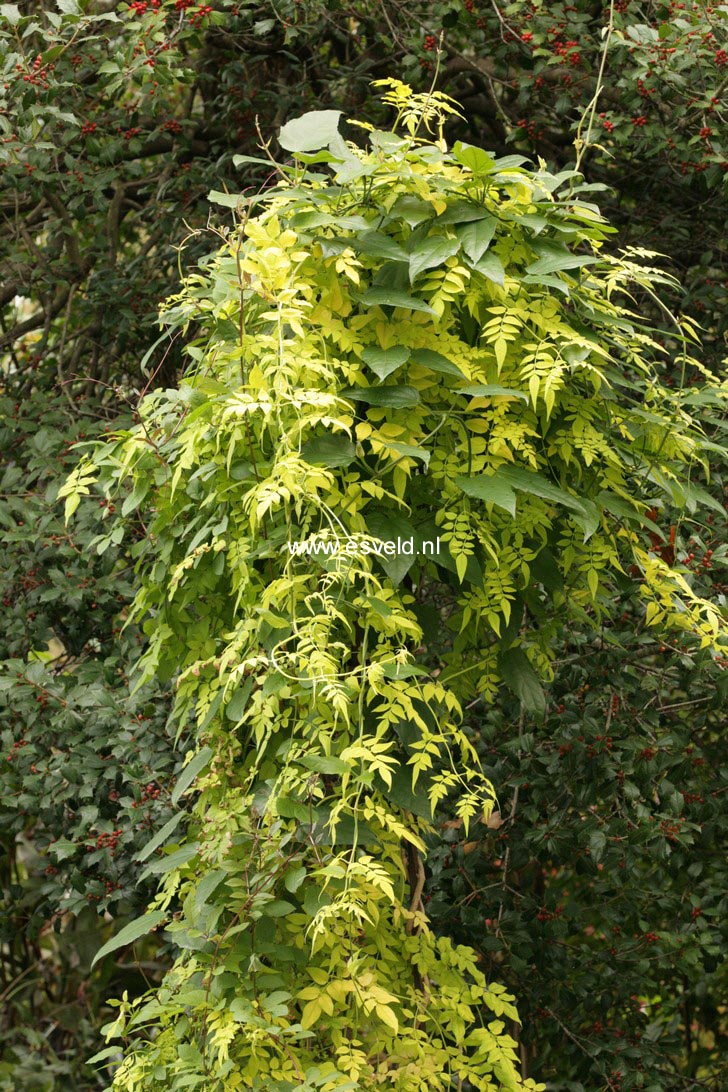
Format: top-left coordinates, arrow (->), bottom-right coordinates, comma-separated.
62,82 -> 726,1091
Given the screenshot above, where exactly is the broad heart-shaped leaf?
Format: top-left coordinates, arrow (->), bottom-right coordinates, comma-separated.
458,384 -> 528,402
408,234 -> 461,283
171,746 -> 213,806
499,647 -> 546,716
278,109 -> 343,152
340,385 -> 420,408
436,200 -> 495,225
471,251 -> 505,286
361,345 -> 411,381
452,141 -> 497,175
390,195 -> 433,227
456,474 -> 517,518
357,287 -> 436,314
91,910 -> 166,968
354,231 -> 409,263
365,510 -> 419,586
410,348 -> 463,377
456,217 -> 497,264
301,433 -> 357,467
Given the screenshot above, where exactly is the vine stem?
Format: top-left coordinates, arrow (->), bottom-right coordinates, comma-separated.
573,0 -> 616,176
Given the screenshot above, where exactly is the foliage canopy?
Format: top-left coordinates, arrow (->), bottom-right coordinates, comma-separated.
59,83 -> 727,1090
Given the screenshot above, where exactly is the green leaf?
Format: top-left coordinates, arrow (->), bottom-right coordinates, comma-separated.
589,829 -> 607,863
408,235 -> 461,283
390,195 -> 433,227
459,384 -> 528,402
387,442 -> 430,468
140,843 -> 199,879
453,142 -> 497,175
409,348 -> 463,377
225,679 -> 254,722
284,866 -> 307,893
354,232 -> 409,262
262,899 -> 295,918
121,479 -> 150,517
472,252 -> 505,286
365,511 -> 418,585
135,812 -> 186,863
525,252 -> 598,276
195,869 -> 227,909
456,217 -> 497,264
357,288 -> 436,314
340,385 -> 420,408
436,201 -> 495,225
456,474 -> 517,517
278,110 -> 343,152
499,647 -> 546,716
497,466 -> 600,539
91,911 -> 166,968
361,345 -> 410,381
299,754 -> 350,775
301,434 -> 356,467
208,190 -> 242,209
171,746 -> 213,806
0,3 -> 21,24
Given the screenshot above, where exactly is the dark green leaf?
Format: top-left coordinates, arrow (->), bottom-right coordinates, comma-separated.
300,434 -> 356,467
91,911 -> 166,968
408,235 -> 460,283
361,345 -> 410,381
456,217 -> 497,264
299,754 -> 350,775
472,252 -> 505,286
410,348 -> 463,377
340,385 -> 420,407
499,647 -> 546,716
456,474 -> 517,517
354,232 -> 409,262
459,384 -> 528,401
135,812 -> 185,863
225,679 -> 254,722
357,288 -> 436,314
